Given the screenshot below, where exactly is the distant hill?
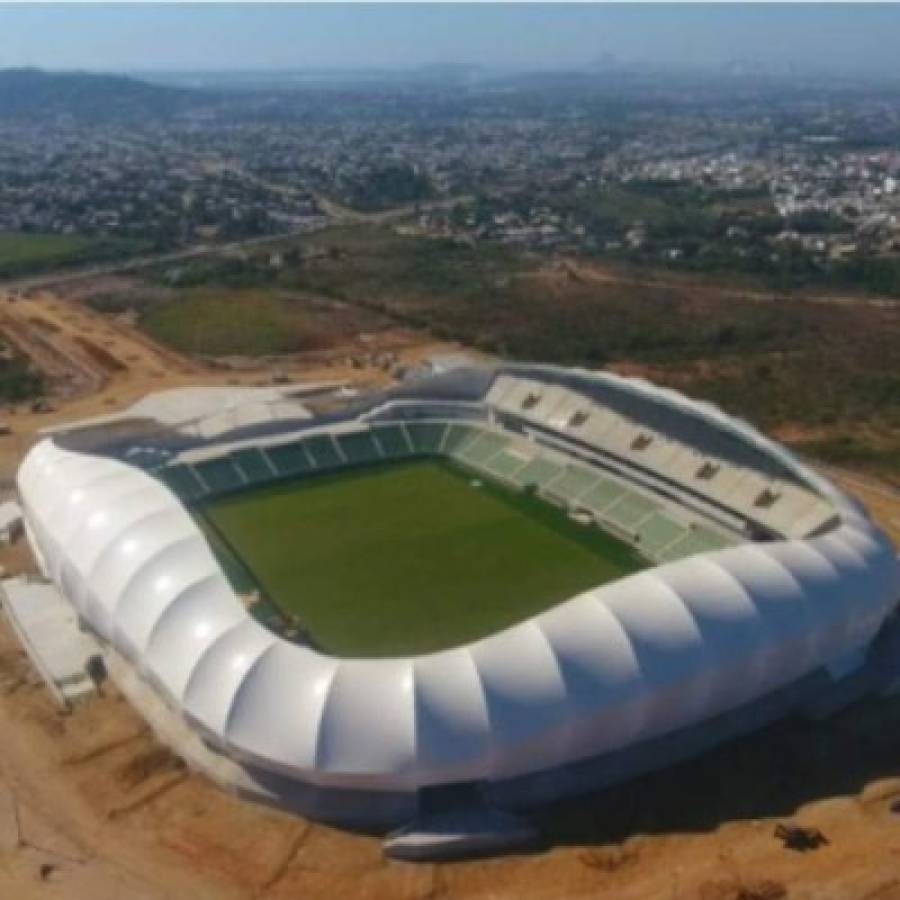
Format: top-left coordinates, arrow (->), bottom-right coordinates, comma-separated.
0,67 -> 195,121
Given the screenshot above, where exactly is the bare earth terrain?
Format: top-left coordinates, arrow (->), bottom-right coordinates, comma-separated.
0,282 -> 452,481
0,284 -> 898,899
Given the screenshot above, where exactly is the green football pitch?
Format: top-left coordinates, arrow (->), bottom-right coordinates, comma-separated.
198,458 -> 644,657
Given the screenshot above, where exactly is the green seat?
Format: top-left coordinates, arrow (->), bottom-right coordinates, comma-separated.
442,424 -> 482,458
486,449 -> 530,479
158,464 -> 206,501
581,479 -> 628,513
304,434 -> 342,470
689,525 -> 733,552
658,526 -> 732,562
405,422 -> 447,455
546,465 -> 600,502
265,441 -> 312,477
603,491 -> 658,532
337,430 -> 380,465
513,456 -> 563,489
638,513 -> 686,558
459,431 -> 509,465
372,424 -> 412,458
193,458 -> 244,495
232,448 -> 273,484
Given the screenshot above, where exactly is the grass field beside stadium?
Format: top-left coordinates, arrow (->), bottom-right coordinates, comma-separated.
199,458 -> 644,657
0,231 -> 145,278
142,289 -> 329,357
0,231 -> 93,268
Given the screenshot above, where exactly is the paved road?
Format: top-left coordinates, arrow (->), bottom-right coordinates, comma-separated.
0,192 -> 465,295
0,223 -> 330,294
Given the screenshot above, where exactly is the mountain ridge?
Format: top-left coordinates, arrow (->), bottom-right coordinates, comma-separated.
0,67 -> 196,120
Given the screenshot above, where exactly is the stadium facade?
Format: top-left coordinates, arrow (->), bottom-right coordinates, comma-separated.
16,365 -> 900,826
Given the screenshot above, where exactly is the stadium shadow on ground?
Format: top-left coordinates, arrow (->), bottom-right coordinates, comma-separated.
236,691 -> 900,848
536,692 -> 900,847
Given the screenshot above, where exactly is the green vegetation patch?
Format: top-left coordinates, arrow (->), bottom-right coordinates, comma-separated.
0,231 -> 144,279
337,162 -> 433,212
0,353 -> 44,403
0,232 -> 94,277
141,289 -> 328,356
135,224 -> 900,481
793,434 -> 900,489
288,226 -> 822,365
198,458 -> 643,656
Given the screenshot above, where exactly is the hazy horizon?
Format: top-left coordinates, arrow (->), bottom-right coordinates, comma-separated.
1,3 -> 900,78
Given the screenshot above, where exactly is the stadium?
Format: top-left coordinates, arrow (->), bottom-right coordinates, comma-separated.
15,363 -> 900,848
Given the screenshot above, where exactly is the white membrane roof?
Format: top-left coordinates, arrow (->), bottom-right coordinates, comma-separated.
17,368 -> 900,791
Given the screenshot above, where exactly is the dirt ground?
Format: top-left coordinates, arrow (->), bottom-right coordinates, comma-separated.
0,283 -> 459,482
1,601 -> 900,900
556,258 -> 900,311
0,285 -> 899,899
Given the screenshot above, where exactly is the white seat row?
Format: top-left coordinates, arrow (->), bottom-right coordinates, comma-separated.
486,374 -> 835,539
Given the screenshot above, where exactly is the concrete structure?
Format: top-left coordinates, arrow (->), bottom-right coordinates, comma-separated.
1,576 -> 100,706
0,500 -> 22,545
14,365 -> 900,828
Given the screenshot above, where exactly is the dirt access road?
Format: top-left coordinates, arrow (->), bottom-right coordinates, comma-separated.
558,259 -> 900,311
0,286 -> 204,478
0,287 -> 899,899
0,284 -> 449,481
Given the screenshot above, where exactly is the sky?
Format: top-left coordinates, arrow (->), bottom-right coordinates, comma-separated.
1,3 -> 900,76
